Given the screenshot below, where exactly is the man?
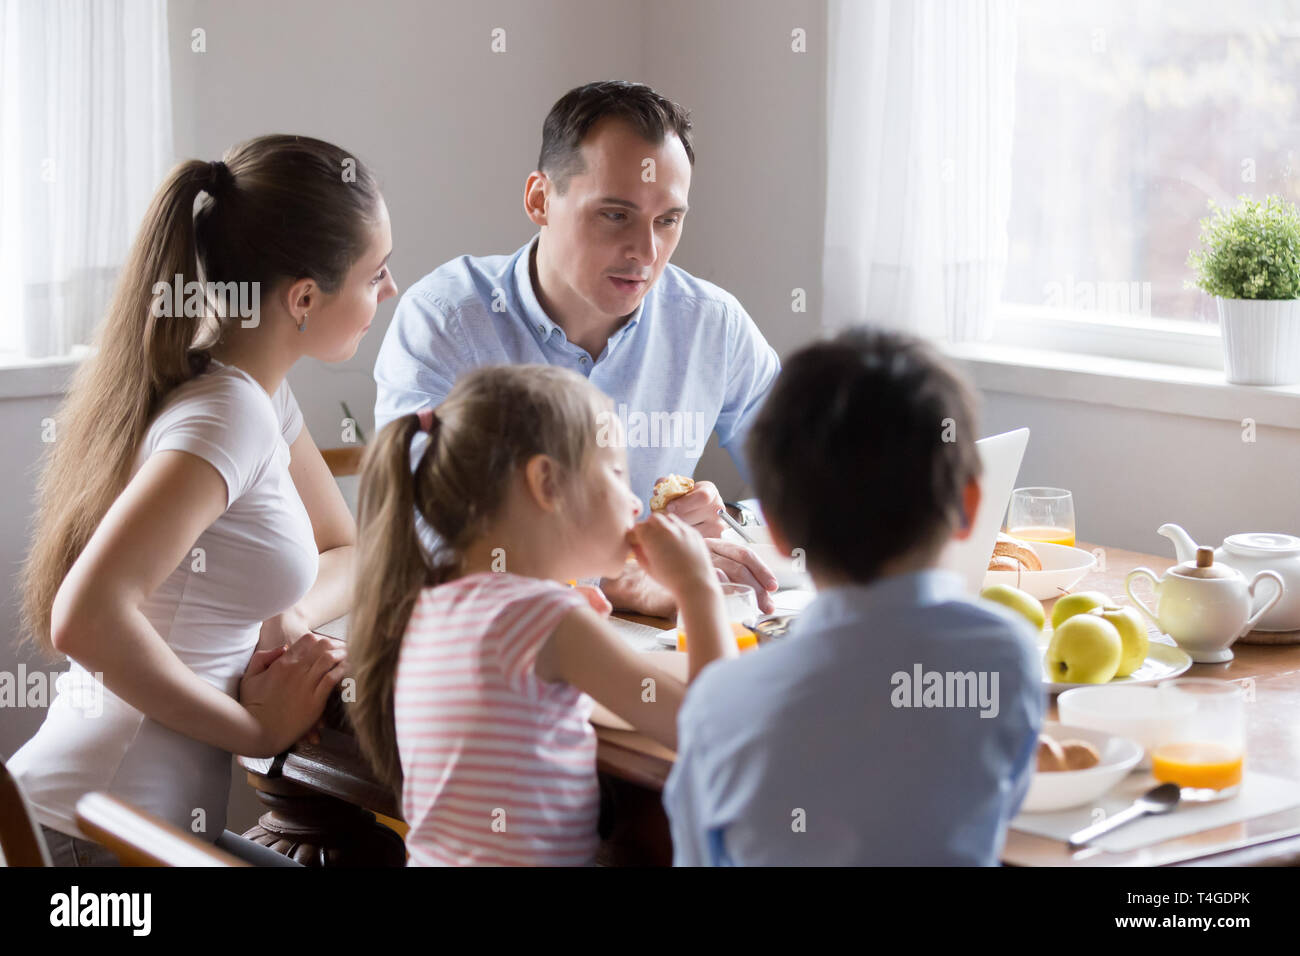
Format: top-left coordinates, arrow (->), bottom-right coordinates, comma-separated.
374,80 -> 781,615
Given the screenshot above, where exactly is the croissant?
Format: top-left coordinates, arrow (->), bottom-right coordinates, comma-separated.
650,474 -> 694,513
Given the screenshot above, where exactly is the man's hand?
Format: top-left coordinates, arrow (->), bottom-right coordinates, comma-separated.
599,562 -> 681,619
656,477 -> 727,538
704,538 -> 778,614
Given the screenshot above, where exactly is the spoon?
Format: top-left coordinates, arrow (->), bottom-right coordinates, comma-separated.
717,508 -> 757,544
1067,782 -> 1181,848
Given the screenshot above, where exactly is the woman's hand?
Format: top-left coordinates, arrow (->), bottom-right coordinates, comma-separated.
238,634 -> 347,756
257,606 -> 313,653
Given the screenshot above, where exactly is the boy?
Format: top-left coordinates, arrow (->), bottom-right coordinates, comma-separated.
662,327 -> 1045,865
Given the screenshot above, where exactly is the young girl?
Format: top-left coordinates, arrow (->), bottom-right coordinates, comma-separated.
11,134 -> 398,865
350,364 -> 736,866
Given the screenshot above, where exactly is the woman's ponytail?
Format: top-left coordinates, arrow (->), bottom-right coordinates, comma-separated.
21,159 -> 215,655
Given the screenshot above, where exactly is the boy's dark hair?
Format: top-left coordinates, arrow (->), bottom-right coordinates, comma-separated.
538,80 -> 694,193
747,327 -> 983,583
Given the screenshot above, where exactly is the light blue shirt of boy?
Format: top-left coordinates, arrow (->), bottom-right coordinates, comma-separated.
663,569 -> 1046,866
373,234 -> 781,508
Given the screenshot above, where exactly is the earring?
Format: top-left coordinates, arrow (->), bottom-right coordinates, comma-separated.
298,312 -> 308,333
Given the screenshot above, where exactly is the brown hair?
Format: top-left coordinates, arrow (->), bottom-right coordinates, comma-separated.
746,327 -> 983,583
350,364 -> 610,792
20,134 -> 381,658
538,80 -> 694,193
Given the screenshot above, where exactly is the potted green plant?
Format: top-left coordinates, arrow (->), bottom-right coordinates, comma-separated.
1188,195 -> 1300,386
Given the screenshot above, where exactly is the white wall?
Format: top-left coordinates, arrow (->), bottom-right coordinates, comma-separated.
971,389 -> 1300,557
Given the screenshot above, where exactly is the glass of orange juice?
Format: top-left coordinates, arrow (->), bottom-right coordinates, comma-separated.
1007,487 -> 1076,548
677,583 -> 759,652
1151,678 -> 1245,802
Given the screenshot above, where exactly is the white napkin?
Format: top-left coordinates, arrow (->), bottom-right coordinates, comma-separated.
1011,770 -> 1300,852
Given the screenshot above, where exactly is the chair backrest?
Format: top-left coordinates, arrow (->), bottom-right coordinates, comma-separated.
75,793 -> 248,867
320,446 -> 364,477
0,756 -> 53,866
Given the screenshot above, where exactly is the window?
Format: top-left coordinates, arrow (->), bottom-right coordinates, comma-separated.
0,0 -> 172,363
998,0 -> 1300,363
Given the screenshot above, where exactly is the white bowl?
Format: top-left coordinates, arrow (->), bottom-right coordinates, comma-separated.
747,542 -> 813,590
1057,684 -> 1196,769
983,543 -> 1097,600
1020,721 -> 1143,813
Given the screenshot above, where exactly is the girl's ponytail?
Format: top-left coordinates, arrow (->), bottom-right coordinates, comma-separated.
350,413 -> 432,792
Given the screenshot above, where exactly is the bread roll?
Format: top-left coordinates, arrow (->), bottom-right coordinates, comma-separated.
989,532 -> 1043,572
1058,739 -> 1101,771
1036,735 -> 1067,773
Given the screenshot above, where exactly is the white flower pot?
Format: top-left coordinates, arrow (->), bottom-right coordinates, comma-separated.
1216,297 -> 1300,386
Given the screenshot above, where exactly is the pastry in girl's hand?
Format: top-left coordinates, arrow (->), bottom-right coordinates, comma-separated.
650,474 -> 694,513
989,532 -> 1042,572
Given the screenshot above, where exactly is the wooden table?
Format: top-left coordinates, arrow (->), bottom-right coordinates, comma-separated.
239,543 -> 1300,866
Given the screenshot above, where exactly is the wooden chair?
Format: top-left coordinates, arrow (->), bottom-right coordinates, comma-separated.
0,756 -> 53,866
74,793 -> 248,866
320,446 -> 364,477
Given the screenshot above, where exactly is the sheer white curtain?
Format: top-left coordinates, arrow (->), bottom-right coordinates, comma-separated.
822,0 -> 1019,342
0,0 -> 172,360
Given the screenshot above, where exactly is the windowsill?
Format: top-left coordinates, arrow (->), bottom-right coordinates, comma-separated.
944,342 -> 1300,432
0,354 -> 83,400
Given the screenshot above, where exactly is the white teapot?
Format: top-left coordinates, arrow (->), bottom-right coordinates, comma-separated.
1126,547 -> 1284,662
1159,523 -> 1300,632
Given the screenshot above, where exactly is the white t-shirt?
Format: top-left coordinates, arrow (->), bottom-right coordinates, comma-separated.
8,360 -> 318,840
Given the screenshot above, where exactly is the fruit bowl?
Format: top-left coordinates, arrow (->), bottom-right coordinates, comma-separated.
983,543 -> 1097,600
1020,721 -> 1143,813
1039,640 -> 1193,693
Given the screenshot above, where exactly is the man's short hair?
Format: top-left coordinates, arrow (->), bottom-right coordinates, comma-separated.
746,327 -> 984,583
538,80 -> 694,193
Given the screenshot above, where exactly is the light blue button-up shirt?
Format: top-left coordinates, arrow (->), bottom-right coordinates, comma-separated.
373,234 -> 781,508
663,569 -> 1046,866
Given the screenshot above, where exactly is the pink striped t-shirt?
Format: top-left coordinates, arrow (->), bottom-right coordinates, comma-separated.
394,572 -> 599,866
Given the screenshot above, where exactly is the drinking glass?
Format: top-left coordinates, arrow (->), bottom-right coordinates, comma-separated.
1006,487 -> 1076,548
676,583 -> 759,652
1151,678 -> 1245,802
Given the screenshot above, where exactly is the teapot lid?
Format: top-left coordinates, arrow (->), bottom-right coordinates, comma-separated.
1172,546 -> 1237,580
1223,532 -> 1300,557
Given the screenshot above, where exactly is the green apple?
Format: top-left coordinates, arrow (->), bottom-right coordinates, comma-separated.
1050,590 -> 1109,630
1096,605 -> 1149,678
980,584 -> 1046,632
1045,614 -> 1123,684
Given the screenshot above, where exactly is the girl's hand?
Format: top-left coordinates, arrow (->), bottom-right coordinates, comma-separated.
238,634 -> 347,756
627,513 -> 721,601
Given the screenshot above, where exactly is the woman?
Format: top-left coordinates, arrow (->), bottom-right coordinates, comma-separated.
9,134 -> 398,865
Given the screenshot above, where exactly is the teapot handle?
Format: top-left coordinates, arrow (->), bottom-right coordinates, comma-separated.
1125,567 -> 1161,627
1243,570 -> 1286,634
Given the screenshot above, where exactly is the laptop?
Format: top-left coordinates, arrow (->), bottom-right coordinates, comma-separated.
938,427 -> 1031,595
720,426 -> 1029,608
